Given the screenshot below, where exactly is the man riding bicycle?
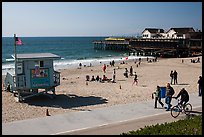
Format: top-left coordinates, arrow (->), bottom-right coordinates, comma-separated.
175,88 -> 189,106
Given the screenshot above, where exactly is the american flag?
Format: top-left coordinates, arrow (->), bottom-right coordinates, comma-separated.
15,37 -> 23,45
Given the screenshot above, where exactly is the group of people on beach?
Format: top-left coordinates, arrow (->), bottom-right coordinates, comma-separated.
81,56 -> 201,112
170,70 -> 178,85
78,62 -> 92,69
86,74 -> 112,83
85,59 -> 141,85
152,83 -> 189,111
191,57 -> 200,63
97,57 -> 158,86
152,74 -> 202,111
123,66 -> 138,86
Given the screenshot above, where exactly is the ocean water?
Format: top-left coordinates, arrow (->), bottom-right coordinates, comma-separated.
2,37 -> 150,75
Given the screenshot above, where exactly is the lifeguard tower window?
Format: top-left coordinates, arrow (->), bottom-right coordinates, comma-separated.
40,61 -> 44,67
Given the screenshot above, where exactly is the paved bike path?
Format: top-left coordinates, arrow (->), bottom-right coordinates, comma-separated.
2,93 -> 202,135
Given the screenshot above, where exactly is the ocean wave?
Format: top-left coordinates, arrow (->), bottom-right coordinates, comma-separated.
2,55 -> 153,75
5,58 -> 15,62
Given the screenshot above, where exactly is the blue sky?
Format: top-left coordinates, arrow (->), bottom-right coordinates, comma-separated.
2,2 -> 202,37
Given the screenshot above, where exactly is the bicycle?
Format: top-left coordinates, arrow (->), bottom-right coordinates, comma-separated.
170,97 -> 192,118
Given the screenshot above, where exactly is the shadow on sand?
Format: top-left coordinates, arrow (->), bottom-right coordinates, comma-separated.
172,83 -> 189,86
22,93 -> 108,109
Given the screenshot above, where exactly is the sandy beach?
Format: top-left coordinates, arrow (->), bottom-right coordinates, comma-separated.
2,56 -> 202,123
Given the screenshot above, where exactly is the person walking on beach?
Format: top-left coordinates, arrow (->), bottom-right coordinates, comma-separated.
112,60 -> 115,67
129,66 -> 133,76
165,83 -> 175,111
112,69 -> 116,83
197,76 -> 202,96
102,64 -> 107,73
173,70 -> 178,84
110,61 -> 112,67
132,72 -> 138,85
170,70 -> 174,84
152,86 -> 164,108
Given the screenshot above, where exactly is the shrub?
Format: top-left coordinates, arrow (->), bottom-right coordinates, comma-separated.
122,115 -> 202,135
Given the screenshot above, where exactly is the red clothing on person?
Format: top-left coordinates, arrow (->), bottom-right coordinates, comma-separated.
102,65 -> 106,73
102,75 -> 107,81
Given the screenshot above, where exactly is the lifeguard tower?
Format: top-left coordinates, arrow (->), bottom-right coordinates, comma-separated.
4,53 -> 61,102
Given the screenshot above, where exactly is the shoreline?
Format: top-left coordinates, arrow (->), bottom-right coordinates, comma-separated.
2,55 -> 154,76
2,56 -> 202,123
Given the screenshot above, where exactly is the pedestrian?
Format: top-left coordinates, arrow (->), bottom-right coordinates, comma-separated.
112,69 -> 116,83
86,75 -> 90,81
91,75 -> 95,81
110,61 -> 112,67
79,63 -> 82,69
155,57 -> 157,61
102,75 -> 107,82
134,59 -> 137,64
165,83 -> 175,111
197,57 -> 200,63
129,66 -> 133,76
132,72 -> 138,85
112,60 -> 115,67
102,64 -> 106,73
152,86 -> 164,108
170,70 -> 174,84
197,76 -> 202,96
96,75 -> 100,82
6,83 -> 11,92
139,58 -> 141,62
124,68 -> 128,78
173,70 -> 178,84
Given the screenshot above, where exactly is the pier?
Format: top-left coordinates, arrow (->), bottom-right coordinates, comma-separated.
93,37 -> 202,58
93,37 -> 130,50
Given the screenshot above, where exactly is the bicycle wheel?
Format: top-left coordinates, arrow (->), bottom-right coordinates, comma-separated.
184,103 -> 192,115
171,106 -> 180,118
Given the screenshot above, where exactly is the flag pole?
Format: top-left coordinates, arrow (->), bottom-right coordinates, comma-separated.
14,34 -> 17,77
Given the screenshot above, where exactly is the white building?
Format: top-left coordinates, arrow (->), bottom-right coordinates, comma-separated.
141,27 -> 195,39
142,28 -> 165,39
166,27 -> 195,39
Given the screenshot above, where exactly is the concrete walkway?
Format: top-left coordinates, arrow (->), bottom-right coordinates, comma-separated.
2,93 -> 202,135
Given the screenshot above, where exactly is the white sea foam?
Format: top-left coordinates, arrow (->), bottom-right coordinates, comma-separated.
5,58 -> 15,62
2,55 -> 154,75
53,55 -> 153,71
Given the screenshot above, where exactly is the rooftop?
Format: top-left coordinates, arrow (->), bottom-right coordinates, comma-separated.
12,53 -> 61,60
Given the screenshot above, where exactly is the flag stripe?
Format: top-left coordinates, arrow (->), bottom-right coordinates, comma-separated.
15,37 -> 23,45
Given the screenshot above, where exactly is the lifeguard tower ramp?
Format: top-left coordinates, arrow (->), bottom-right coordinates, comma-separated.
4,53 -> 61,102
